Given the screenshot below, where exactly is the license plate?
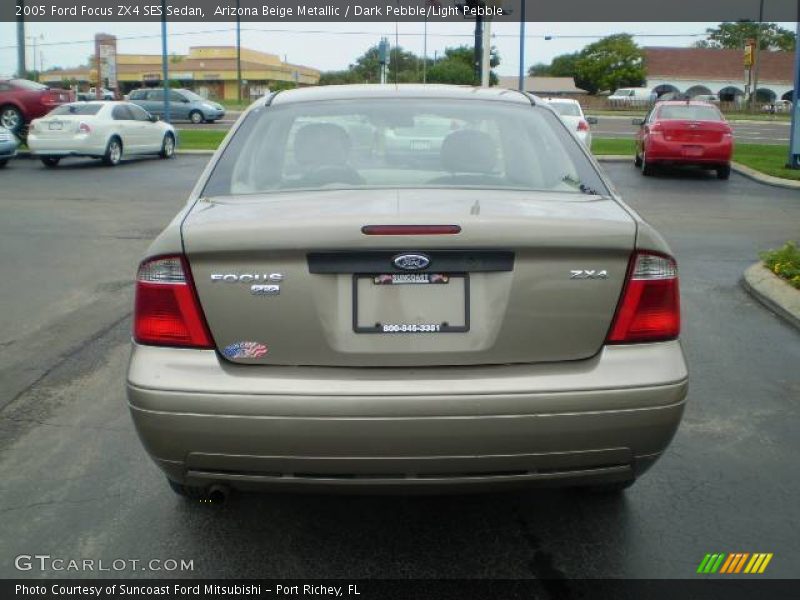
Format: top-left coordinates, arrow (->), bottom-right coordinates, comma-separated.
411,139 -> 431,151
353,273 -> 469,334
682,145 -> 703,157
48,122 -> 63,131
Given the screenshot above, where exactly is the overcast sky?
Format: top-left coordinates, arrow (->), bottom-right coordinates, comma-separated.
0,21 -> 795,78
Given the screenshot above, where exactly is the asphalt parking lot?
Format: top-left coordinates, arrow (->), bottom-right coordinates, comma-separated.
0,156 -> 798,580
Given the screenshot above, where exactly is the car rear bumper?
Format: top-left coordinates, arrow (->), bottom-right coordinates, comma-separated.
646,138 -> 732,164
127,341 -> 688,492
27,134 -> 105,157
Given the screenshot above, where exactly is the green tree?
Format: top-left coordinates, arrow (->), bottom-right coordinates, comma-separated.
429,45 -> 500,86
527,63 -> 551,76
694,22 -> 796,51
573,34 -> 645,94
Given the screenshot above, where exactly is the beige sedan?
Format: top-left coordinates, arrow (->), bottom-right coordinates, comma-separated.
127,85 -> 687,503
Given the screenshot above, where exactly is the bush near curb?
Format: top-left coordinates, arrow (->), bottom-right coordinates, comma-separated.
760,242 -> 800,290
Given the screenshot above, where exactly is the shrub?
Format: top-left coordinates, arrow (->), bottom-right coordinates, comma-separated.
760,241 -> 800,289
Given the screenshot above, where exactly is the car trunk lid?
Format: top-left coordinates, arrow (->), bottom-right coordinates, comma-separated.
659,119 -> 728,143
182,189 -> 637,367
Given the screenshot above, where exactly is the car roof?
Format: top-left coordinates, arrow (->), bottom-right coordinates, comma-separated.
270,84 -> 533,106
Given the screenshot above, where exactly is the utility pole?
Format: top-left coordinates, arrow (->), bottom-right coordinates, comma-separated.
236,0 -> 242,104
787,1 -> 799,168
518,0 -> 526,91
750,0 -> 765,112
161,0 -> 170,123
474,12 -> 483,83
481,18 -> 492,87
16,1 -> 26,78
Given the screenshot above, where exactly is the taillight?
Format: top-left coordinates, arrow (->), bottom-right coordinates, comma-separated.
577,119 -> 590,132
134,255 -> 214,348
78,122 -> 91,134
606,252 -> 680,344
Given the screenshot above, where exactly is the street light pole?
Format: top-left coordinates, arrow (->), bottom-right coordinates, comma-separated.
750,0 -> 765,111
161,0 -> 170,123
518,0 -> 526,91
236,0 -> 242,104
16,1 -> 26,78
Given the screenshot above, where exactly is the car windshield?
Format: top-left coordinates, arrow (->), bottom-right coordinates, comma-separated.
658,105 -> 722,121
12,79 -> 48,91
49,104 -> 103,116
548,103 -> 582,117
203,98 -> 606,197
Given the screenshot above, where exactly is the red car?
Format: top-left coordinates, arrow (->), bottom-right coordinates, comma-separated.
634,101 -> 734,180
0,79 -> 74,135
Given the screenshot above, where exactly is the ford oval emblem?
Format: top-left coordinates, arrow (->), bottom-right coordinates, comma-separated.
393,253 -> 431,271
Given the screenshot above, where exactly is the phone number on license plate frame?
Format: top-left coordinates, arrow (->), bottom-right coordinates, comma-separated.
352,273 -> 470,334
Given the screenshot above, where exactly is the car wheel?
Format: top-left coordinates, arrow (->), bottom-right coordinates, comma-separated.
0,105 -> 23,134
160,133 -> 176,159
634,152 -> 643,168
641,151 -> 655,177
189,110 -> 204,125
0,159 -> 8,169
40,156 -> 61,168
716,165 -> 731,180
102,137 -> 122,166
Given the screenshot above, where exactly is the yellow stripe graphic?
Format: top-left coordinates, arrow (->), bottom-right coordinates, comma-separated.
744,554 -> 761,573
757,553 -> 773,574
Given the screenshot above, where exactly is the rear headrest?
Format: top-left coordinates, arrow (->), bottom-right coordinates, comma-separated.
440,129 -> 498,174
294,123 -> 352,167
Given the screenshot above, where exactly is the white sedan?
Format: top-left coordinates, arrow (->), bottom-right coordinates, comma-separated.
27,101 -> 176,167
543,98 -> 596,148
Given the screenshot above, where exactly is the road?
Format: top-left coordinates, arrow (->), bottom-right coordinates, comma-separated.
0,156 -> 798,580
591,115 -> 791,145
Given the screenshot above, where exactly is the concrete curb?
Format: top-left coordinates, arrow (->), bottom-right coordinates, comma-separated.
741,262 -> 800,331
596,156 -> 800,190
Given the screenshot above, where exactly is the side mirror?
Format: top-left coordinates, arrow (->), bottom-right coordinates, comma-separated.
149,114 -> 159,123
631,118 -> 645,126
586,116 -> 598,125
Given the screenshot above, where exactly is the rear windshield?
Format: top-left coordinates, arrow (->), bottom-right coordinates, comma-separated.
203,98 -> 607,197
548,102 -> 582,117
50,104 -> 103,116
658,105 -> 722,121
12,79 -> 48,91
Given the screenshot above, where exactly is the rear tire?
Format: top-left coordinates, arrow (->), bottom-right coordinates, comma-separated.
189,110 -> 204,125
159,133 -> 175,159
641,152 -> 655,177
716,165 -> 731,180
102,137 -> 122,166
0,159 -> 8,168
40,156 -> 61,168
634,153 -> 643,168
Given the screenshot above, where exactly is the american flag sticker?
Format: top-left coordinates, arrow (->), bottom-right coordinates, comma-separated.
222,341 -> 268,359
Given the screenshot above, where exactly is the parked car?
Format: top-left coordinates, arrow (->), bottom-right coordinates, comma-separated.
128,88 -> 225,124
608,87 -> 655,108
0,126 -> 20,168
633,100 -> 733,179
693,94 -> 720,105
0,79 -> 74,135
544,97 -> 596,147
27,101 -> 176,167
77,87 -> 115,102
127,85 -> 687,502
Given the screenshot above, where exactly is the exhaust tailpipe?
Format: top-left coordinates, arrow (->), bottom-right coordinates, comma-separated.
207,484 -> 230,505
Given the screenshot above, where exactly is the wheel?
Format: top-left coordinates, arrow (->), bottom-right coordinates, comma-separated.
0,105 -> 23,134
102,137 -> 122,166
634,152 -> 642,167
641,151 -> 655,177
0,159 -> 8,169
189,110 -> 204,125
40,156 -> 61,168
159,133 -> 176,159
716,165 -> 731,180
